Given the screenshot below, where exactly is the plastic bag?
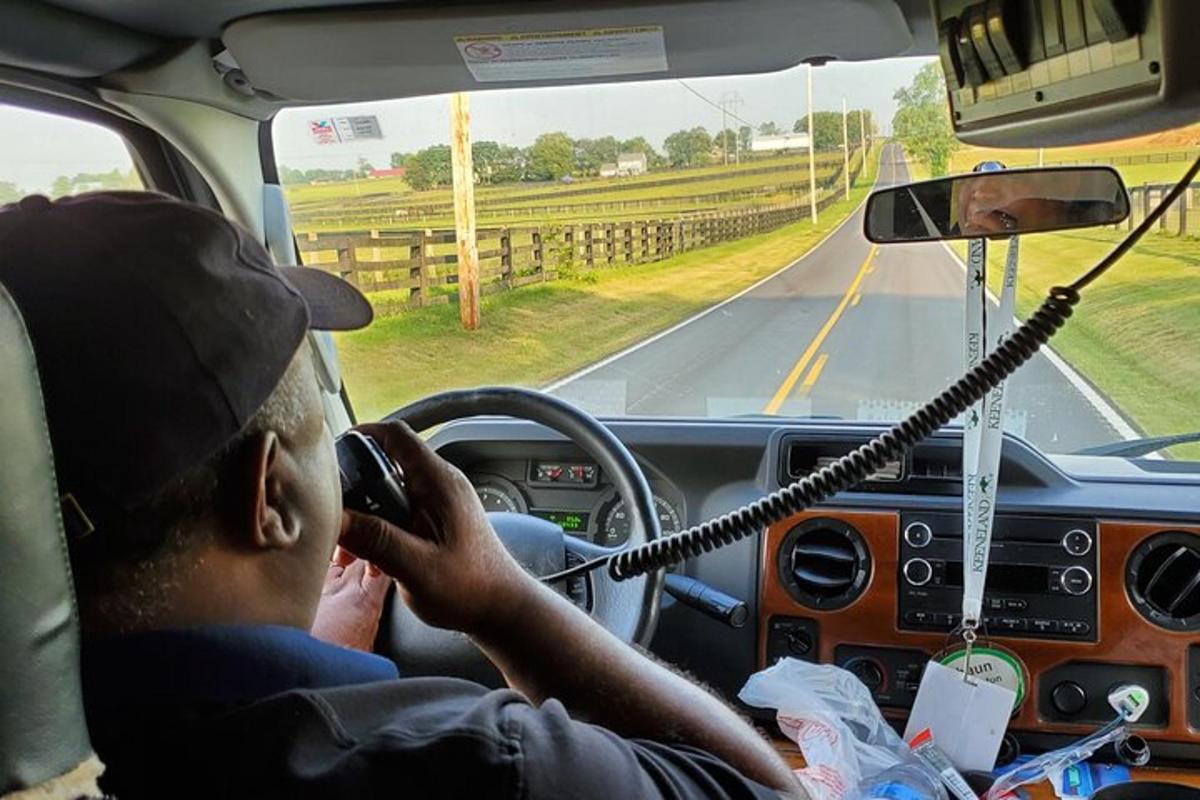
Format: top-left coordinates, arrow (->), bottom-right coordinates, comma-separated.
739,658 -> 945,800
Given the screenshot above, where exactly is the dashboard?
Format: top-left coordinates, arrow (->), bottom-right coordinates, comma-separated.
430,416 -> 1200,765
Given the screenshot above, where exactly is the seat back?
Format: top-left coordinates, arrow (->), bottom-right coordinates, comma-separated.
0,284 -> 101,797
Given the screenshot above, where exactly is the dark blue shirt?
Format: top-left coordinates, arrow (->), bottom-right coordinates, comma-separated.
82,625 -> 778,800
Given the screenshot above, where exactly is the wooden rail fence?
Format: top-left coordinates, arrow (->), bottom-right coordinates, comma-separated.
299,158 -> 865,311
1125,182 -> 1200,236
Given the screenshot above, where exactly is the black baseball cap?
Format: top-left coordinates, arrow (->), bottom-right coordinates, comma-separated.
0,191 -> 373,533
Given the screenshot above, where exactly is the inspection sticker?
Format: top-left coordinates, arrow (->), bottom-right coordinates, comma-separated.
454,26 -> 668,83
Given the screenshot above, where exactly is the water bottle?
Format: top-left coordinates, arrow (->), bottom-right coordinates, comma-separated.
855,763 -> 948,800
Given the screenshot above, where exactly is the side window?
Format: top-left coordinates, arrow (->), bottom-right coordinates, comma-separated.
0,103 -> 142,203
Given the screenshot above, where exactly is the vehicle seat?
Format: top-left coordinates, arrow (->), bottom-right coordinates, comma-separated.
0,283 -> 103,798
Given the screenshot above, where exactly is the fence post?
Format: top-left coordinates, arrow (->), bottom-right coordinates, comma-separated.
640,222 -> 649,262
408,230 -> 428,306
369,229 -> 381,262
605,223 -> 615,266
531,227 -> 544,280
499,227 -> 512,285
1127,188 -> 1137,231
584,224 -> 595,269
564,226 -> 575,268
337,240 -> 357,287
1178,189 -> 1188,237
623,222 -> 634,264
1159,186 -> 1169,231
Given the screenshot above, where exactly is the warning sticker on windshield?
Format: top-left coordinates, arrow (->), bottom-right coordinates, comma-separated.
455,26 -> 668,83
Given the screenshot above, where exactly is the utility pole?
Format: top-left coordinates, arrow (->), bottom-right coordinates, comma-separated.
807,65 -> 818,224
859,107 -> 867,155
449,92 -> 480,330
720,91 -> 744,165
842,97 -> 850,199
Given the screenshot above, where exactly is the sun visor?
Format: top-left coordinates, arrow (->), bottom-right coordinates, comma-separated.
221,0 -> 913,103
933,0 -> 1200,147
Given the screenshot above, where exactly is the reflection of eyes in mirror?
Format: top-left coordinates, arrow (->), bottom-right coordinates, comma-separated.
864,167 -> 1130,243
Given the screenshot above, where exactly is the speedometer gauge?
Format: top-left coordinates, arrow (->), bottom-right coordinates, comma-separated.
471,475 -> 528,514
600,496 -> 682,546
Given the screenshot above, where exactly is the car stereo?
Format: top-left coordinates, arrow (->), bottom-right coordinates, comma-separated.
898,511 -> 1098,641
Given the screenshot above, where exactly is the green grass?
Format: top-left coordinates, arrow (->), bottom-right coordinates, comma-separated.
951,228 -> 1200,459
337,149 -> 879,421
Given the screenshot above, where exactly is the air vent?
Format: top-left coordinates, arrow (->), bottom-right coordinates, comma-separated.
776,518 -> 871,610
785,439 -> 903,486
1127,532 -> 1200,632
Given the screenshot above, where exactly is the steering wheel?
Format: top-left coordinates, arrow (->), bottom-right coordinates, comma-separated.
374,387 -> 664,685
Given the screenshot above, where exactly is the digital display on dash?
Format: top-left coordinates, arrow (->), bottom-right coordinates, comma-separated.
530,510 -> 590,532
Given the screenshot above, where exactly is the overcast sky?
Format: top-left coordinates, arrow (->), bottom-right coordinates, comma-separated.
1,57 -> 932,191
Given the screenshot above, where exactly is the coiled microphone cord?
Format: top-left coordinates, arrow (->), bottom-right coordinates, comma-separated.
543,153 -> 1200,585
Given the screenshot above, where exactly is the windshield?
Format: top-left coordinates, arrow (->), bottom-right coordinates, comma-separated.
272,57 -> 1199,463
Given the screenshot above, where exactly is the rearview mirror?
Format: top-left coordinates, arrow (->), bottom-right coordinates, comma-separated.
864,167 -> 1129,243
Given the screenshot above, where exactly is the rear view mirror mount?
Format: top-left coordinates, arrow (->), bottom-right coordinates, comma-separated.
864,166 -> 1130,243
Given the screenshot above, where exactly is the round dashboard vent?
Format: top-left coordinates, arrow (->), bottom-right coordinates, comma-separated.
1126,531 -> 1200,631
777,518 -> 871,610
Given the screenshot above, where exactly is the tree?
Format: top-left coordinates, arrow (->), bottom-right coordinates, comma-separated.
847,109 -> 874,147
792,111 -> 843,150
715,128 -> 738,158
619,137 -> 663,169
757,121 -> 782,136
389,151 -> 411,168
892,62 -> 958,176
738,126 -> 753,152
0,181 -> 23,203
663,127 -> 713,168
527,132 -> 575,181
574,136 -> 620,175
404,145 -> 452,190
356,156 -> 374,177
51,176 -> 73,197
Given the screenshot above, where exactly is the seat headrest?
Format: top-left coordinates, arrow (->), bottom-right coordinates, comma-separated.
0,284 -> 99,796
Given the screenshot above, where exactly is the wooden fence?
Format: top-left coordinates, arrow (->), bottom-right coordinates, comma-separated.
1124,182 -> 1200,235
298,158 -> 865,311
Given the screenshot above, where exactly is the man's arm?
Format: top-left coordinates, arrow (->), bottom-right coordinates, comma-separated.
339,421 -> 802,798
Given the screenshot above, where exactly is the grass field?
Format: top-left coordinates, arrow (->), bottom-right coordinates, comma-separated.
335,146 -> 880,421
951,226 -> 1199,460
900,127 -> 1200,458
287,151 -> 850,232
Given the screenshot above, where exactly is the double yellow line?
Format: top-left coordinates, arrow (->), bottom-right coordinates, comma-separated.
762,244 -> 878,414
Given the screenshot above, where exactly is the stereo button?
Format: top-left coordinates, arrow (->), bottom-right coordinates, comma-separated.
1062,529 -> 1093,556
903,558 -> 933,587
904,521 -> 933,549
1030,618 -> 1059,634
1060,620 -> 1091,636
1060,566 -> 1094,596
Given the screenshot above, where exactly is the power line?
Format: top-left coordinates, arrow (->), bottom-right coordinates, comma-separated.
675,79 -> 754,129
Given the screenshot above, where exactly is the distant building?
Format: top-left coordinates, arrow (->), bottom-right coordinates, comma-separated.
367,167 -> 407,179
750,133 -> 810,153
616,152 -> 648,175
599,163 -> 620,178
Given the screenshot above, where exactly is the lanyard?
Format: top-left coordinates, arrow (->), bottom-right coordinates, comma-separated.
961,237 -> 1019,638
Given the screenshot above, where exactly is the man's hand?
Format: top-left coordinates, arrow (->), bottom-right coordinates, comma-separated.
338,421 -> 537,635
310,547 -> 392,652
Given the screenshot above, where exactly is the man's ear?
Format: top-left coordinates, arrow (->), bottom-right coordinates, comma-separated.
247,431 -> 302,551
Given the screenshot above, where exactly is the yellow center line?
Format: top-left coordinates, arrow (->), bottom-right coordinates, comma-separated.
762,244 -> 877,414
798,353 -> 829,397
851,292 -> 862,307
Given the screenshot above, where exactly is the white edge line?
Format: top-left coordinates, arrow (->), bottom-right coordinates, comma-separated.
544,162 -> 880,393
937,240 -> 1140,442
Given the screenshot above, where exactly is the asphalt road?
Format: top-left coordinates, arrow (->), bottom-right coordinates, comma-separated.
551,143 -> 1132,455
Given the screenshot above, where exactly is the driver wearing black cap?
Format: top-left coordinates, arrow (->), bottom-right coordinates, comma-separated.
0,192 -> 802,799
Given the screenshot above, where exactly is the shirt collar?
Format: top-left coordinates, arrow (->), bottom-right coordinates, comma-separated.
83,624 -> 399,709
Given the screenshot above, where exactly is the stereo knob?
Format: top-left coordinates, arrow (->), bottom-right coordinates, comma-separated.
1051,681 -> 1088,716
904,521 -> 933,549
844,657 -> 886,693
1062,529 -> 1093,557
903,558 -> 933,587
1060,566 -> 1094,596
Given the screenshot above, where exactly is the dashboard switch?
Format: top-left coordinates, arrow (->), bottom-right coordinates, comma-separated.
845,657 -> 886,693
903,558 -> 933,587
1060,566 -> 1094,596
1052,681 -> 1088,716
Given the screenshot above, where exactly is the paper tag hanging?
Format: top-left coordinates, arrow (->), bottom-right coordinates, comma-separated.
961,238 -> 987,624
902,661 -> 1016,772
